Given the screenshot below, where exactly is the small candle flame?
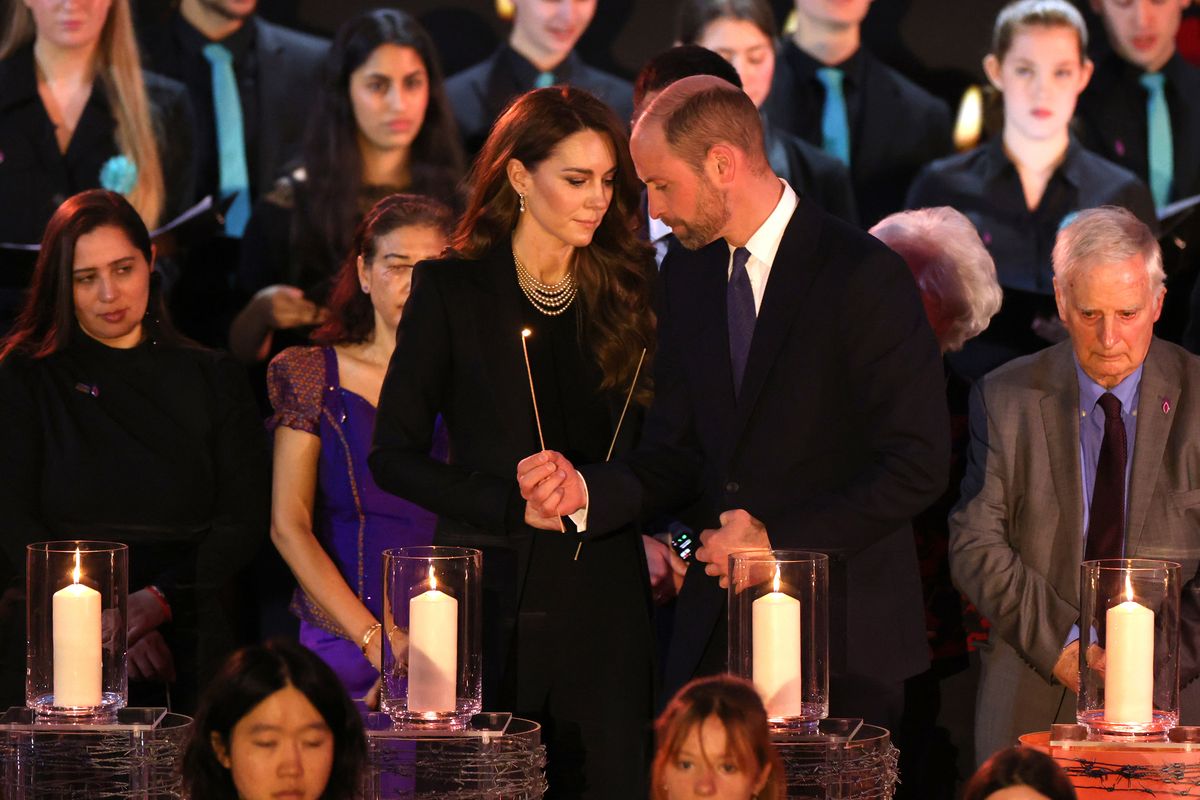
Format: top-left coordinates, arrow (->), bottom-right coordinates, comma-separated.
1125,572 -> 1135,603
773,564 -> 781,594
429,564 -> 437,592
72,548 -> 81,585
521,328 -> 532,338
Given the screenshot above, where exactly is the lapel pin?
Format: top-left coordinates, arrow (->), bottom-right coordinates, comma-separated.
1163,398 -> 1171,414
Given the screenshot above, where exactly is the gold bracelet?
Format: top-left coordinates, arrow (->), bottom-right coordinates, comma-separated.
360,623 -> 382,655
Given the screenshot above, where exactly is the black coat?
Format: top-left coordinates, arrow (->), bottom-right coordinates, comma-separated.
0,45 -> 195,266
582,196 -> 950,711
446,45 -> 633,155
764,122 -> 858,225
369,246 -> 654,797
137,14 -> 327,202
763,41 -> 952,227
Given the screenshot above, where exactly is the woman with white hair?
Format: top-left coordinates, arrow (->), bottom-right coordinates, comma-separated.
871,205 -> 1002,800
906,0 -> 1156,380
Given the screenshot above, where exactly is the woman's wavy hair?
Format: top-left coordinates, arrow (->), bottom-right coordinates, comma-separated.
181,638 -> 366,800
453,86 -> 656,401
1,0 -> 166,226
651,675 -> 784,800
0,190 -> 185,363
312,193 -> 454,346
295,8 -> 464,294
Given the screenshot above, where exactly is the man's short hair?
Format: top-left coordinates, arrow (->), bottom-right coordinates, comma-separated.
638,74 -> 768,175
1052,206 -> 1165,295
632,45 -> 743,119
872,207 -> 1003,353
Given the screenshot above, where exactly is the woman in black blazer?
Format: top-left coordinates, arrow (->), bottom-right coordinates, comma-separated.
0,0 -> 194,329
370,87 -> 657,798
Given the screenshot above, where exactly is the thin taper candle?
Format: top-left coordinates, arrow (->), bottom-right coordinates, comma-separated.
521,329 -> 565,533
574,347 -> 648,560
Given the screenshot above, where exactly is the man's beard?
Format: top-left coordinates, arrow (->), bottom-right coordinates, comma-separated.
199,0 -> 255,23
671,176 -> 730,250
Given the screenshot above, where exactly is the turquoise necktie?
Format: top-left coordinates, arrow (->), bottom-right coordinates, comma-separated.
1139,72 -> 1173,208
816,67 -> 851,166
202,43 -> 251,237
534,71 -> 555,89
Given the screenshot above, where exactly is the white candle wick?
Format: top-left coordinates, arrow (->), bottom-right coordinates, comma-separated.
73,547 -> 81,585
773,564 -> 781,593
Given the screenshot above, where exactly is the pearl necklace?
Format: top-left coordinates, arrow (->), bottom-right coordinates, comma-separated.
513,247 -> 577,316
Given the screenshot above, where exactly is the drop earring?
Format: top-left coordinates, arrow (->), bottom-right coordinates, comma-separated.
519,192 -> 526,213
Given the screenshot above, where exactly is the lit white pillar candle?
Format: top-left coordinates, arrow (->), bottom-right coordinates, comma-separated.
53,549 -> 102,707
1105,575 -> 1155,725
753,565 -> 803,717
408,565 -> 458,713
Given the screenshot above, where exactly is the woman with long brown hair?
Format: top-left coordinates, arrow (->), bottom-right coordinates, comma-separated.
370,86 -> 656,798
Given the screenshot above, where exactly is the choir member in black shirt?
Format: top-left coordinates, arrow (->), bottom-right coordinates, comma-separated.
0,191 -> 269,712
0,0 -> 194,329
445,0 -> 633,156
1078,0 -> 1200,350
676,0 -> 858,225
370,87 -> 656,798
1077,0 -> 1200,209
228,9 -> 464,368
136,0 -> 326,213
907,0 -> 1156,379
762,0 -> 952,226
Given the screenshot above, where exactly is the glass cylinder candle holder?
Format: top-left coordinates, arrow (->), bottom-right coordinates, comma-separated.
26,541 -> 129,718
1078,558 -> 1180,739
381,546 -> 482,729
729,550 -> 829,732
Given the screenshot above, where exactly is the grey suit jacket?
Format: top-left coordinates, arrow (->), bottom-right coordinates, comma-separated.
950,338 -> 1200,756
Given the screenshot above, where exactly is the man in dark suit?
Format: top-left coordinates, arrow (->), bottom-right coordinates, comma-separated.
136,0 -> 325,346
519,76 -> 949,731
445,0 -> 632,156
762,0 -> 952,226
137,0 -> 326,216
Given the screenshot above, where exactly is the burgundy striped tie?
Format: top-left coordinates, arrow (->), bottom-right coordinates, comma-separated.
1084,392 -> 1127,562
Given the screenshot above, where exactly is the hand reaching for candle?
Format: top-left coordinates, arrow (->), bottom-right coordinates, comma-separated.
128,630 -> 176,683
644,534 -> 688,604
695,509 -> 770,589
517,450 -> 586,522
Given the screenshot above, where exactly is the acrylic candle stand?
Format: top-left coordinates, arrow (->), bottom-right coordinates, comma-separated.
26,541 -> 128,718
382,546 -> 483,729
729,550 -> 829,732
1077,559 -> 1180,739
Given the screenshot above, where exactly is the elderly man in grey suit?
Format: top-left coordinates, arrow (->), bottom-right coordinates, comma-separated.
950,206 -> 1200,764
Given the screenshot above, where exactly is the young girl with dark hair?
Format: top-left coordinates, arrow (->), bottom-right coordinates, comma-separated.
182,638 -> 366,800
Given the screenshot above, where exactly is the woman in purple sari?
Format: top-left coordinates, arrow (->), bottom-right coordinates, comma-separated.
267,194 -> 451,699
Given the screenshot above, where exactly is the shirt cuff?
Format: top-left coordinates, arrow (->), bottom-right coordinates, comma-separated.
567,472 -> 590,533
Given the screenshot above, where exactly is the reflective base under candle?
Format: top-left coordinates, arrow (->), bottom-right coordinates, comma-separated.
28,691 -> 125,720
767,701 -> 828,734
382,696 -> 482,731
1078,708 -> 1178,740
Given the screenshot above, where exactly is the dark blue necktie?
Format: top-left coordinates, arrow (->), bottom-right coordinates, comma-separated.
1085,392 -> 1127,562
727,246 -> 756,397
